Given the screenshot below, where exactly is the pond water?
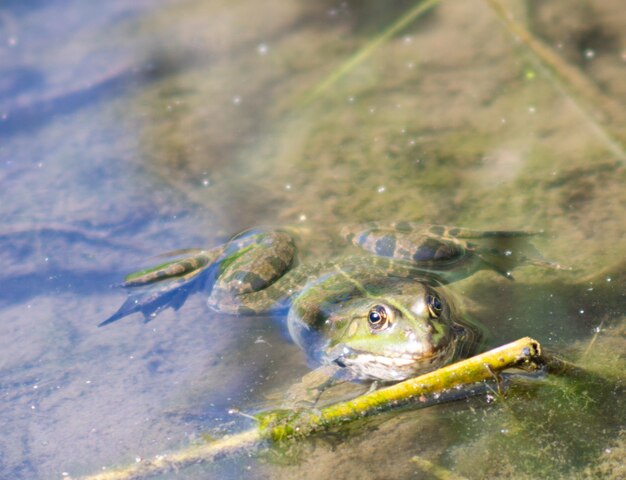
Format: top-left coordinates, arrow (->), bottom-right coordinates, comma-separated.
1,1 -> 624,479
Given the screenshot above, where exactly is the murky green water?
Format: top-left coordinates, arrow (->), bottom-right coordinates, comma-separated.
1,1 -> 624,478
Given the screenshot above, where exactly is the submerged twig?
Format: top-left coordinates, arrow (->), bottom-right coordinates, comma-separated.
485,0 -> 626,162
302,0 -> 440,105
581,317 -> 606,360
76,337 -> 563,480
77,430 -> 261,480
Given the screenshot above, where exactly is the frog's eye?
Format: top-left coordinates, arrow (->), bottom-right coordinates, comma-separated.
368,305 -> 392,331
426,294 -> 442,318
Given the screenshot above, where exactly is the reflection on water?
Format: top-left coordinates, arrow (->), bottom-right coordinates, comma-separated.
0,0 -> 624,478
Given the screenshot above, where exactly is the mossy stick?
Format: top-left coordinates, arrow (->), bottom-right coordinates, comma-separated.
256,337 -> 545,440
77,337 -> 549,480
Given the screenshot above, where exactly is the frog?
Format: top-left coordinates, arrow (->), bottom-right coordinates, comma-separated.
101,222 -> 562,387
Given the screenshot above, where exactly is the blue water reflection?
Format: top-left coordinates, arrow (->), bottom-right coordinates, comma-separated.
0,2 -> 267,478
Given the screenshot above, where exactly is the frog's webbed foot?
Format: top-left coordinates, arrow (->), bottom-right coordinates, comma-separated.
281,365 -> 365,409
469,232 -> 570,279
99,275 -> 206,326
100,248 -> 221,326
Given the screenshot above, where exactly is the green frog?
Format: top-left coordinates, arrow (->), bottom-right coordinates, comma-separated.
102,223 -> 560,384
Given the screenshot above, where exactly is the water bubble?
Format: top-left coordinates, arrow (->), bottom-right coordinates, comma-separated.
232,96 -> 242,105
377,186 -> 386,193
299,214 -> 307,221
257,43 -> 268,55
584,49 -> 595,59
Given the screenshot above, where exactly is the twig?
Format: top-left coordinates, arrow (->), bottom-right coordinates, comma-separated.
75,337 -> 554,480
484,0 -> 626,162
302,0 -> 440,105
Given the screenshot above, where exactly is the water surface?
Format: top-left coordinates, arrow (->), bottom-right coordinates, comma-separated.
1,1 -> 624,478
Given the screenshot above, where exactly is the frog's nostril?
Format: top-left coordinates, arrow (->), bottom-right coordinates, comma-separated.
405,329 -> 417,342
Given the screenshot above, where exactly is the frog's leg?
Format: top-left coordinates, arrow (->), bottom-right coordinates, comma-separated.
342,222 -> 567,282
99,247 -> 225,326
207,230 -> 301,314
423,224 -> 570,274
101,229 -> 298,325
281,364 -> 364,408
122,248 -> 220,286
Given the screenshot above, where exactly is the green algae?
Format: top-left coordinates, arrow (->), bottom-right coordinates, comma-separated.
93,0 -> 626,478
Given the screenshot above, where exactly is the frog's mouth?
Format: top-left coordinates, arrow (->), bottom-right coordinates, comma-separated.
327,341 -> 459,382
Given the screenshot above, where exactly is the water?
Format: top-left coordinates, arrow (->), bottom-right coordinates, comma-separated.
1,1 -> 624,478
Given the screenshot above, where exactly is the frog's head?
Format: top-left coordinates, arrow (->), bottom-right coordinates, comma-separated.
289,278 -> 470,382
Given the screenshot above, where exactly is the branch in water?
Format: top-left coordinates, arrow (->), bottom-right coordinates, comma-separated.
76,337 -> 572,480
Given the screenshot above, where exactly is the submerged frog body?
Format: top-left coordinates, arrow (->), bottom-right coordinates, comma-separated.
102,223 -> 560,383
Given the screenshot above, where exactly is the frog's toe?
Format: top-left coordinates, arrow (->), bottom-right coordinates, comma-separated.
100,278 -> 197,326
